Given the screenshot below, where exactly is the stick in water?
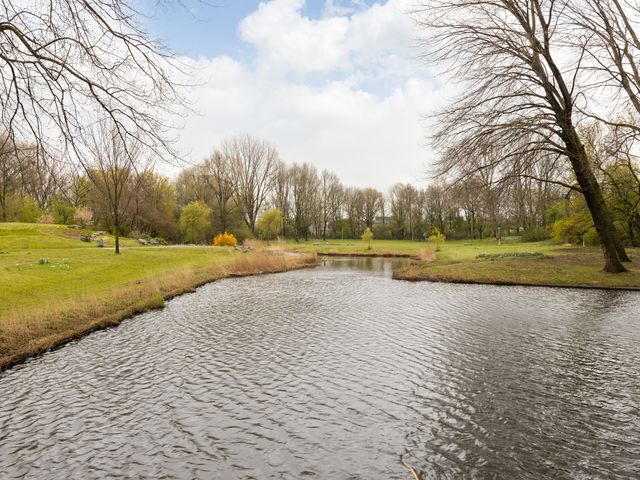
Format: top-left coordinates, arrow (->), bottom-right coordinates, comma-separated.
401,459 -> 421,480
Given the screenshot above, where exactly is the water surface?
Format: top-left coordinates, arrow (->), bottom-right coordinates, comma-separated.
1,258 -> 639,479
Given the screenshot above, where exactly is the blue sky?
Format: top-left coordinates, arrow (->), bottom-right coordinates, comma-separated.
142,1 -> 382,58
141,1 -> 258,59
138,0 -> 447,189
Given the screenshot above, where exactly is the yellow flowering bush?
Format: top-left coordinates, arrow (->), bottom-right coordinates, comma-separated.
213,232 -> 238,247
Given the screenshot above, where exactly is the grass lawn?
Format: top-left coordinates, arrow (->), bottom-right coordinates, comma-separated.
392,238 -> 640,289
280,235 -> 640,289
283,238 -> 429,256
0,223 -> 315,369
281,236 -> 562,258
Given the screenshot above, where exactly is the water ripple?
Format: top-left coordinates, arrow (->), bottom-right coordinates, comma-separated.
1,258 -> 640,479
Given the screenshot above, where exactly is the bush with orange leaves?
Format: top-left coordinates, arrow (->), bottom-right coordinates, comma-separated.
213,232 -> 238,247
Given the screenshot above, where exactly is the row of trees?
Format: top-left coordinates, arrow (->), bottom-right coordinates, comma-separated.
2,0 -> 640,271
175,134 -> 569,243
4,125 -> 640,252
0,127 -> 570,245
1,129 -> 177,253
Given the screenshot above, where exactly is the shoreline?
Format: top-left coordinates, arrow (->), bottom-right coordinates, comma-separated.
298,250 -> 640,291
317,251 -> 417,259
392,270 -> 640,292
5,247 -> 640,372
0,254 -> 317,373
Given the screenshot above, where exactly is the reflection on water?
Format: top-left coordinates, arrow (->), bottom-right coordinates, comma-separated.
1,258 -> 639,479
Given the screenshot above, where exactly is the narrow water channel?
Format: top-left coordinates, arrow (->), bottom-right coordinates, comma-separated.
1,258 -> 639,479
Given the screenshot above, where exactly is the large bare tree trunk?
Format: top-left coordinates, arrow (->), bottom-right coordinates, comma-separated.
566,134 -> 626,272
416,0 -> 636,272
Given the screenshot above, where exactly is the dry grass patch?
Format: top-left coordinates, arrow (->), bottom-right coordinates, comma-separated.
394,246 -> 640,289
0,249 -> 317,370
418,247 -> 437,262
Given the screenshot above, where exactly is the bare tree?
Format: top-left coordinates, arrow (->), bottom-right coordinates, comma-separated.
319,170 -> 342,240
203,151 -> 236,232
345,187 -> 365,238
570,0 -> 640,134
0,135 -> 19,221
18,147 -> 65,210
272,161 -> 292,237
290,163 -> 320,240
175,165 -> 213,208
390,183 -> 421,240
361,188 -> 384,230
224,135 -> 278,233
416,0 -> 630,272
424,184 -> 447,234
0,1 -> 185,165
327,178 -> 346,238
84,123 -> 146,253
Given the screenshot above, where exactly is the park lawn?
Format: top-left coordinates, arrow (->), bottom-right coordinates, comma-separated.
0,222 -> 139,250
424,237 -> 560,262
283,236 -> 640,288
394,240 -> 640,289
0,245 -> 234,313
282,237 -> 560,258
0,223 -> 316,369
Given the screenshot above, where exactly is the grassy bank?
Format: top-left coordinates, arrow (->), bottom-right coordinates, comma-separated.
281,238 -> 426,257
392,238 -> 640,289
0,223 -> 316,370
279,236 -> 640,289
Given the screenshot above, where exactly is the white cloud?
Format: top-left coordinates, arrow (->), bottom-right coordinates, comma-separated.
239,0 -> 416,76
239,0 -> 351,74
169,0 -> 451,191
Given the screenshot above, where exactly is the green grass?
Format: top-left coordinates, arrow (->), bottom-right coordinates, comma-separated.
283,238 -> 429,256
1,244 -> 231,312
283,237 -> 562,258
283,236 -> 640,289
0,223 -> 315,369
423,238 -> 560,261
393,238 -> 640,289
0,222 -> 139,250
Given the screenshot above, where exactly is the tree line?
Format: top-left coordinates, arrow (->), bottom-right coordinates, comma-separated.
6,128 -> 638,249
2,0 -> 640,271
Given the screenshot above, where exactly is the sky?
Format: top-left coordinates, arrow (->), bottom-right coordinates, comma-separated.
139,0 -> 450,190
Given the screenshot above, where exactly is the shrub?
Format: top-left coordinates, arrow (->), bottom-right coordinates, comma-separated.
522,226 -> 550,242
361,227 -> 373,250
180,200 -> 212,244
231,224 -> 253,244
213,232 -> 237,247
257,209 -> 283,240
73,206 -> 93,227
551,211 -> 592,244
477,251 -> 548,259
16,196 -> 41,223
37,213 -> 55,224
51,202 -> 76,225
583,227 -> 599,246
427,227 -> 446,251
373,223 -> 393,240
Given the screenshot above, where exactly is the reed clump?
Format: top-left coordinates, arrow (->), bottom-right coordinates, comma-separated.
418,247 -> 437,262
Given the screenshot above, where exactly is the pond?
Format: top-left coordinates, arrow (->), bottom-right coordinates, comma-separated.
1,257 -> 639,479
